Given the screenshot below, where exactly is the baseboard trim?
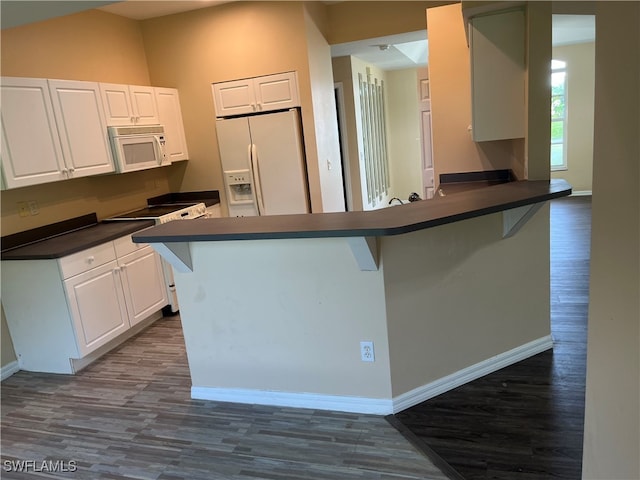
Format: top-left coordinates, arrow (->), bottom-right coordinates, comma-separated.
191,336 -> 553,415
191,386 -> 394,415
1,360 -> 20,381
392,335 -> 553,413
570,190 -> 592,196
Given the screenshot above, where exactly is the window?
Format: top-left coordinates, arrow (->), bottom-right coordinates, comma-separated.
551,59 -> 567,171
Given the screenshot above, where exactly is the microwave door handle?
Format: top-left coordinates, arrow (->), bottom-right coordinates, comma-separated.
153,135 -> 166,166
250,144 -> 265,216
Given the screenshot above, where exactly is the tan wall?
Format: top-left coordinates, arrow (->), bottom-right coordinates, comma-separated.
524,2 -> 552,181
427,4 -> 517,188
175,237 -> 392,399
582,2 -> 639,478
384,206 -> 551,396
325,1 -> 452,45
1,306 -> 17,367
140,1 -> 329,213
1,9 -> 150,84
550,41 -> 595,193
386,68 -> 423,200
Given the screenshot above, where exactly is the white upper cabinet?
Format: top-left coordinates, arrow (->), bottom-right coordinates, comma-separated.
48,79 -> 115,178
469,9 -> 525,141
1,77 -> 115,189
253,72 -> 299,113
212,71 -> 299,117
155,87 -> 189,162
0,77 -> 67,189
100,83 -> 159,126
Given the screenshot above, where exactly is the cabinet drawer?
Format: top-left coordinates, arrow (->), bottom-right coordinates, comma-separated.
113,234 -> 147,258
59,241 -> 116,279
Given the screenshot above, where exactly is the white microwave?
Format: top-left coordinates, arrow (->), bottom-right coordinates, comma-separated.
108,125 -> 169,173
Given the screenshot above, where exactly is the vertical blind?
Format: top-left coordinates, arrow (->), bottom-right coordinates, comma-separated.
358,70 -> 390,205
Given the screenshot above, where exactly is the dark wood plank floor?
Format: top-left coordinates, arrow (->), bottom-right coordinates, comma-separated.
1,319 -> 450,479
391,196 -> 591,480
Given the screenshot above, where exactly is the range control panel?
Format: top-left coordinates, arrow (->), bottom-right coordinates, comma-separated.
159,203 -> 207,224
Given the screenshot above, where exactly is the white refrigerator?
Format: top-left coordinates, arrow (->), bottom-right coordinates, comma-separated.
216,109 -> 310,216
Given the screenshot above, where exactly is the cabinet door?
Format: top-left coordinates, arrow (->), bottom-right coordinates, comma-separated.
0,77 -> 67,188
212,78 -> 257,117
100,83 -> 135,126
470,9 -> 525,141
253,72 -> 299,113
155,87 -> 189,161
118,246 -> 168,327
129,85 -> 159,125
48,80 -> 115,178
64,260 -> 129,357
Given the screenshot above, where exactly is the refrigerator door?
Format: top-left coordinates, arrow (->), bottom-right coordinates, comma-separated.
248,110 -> 309,215
217,117 -> 259,216
216,117 -> 251,171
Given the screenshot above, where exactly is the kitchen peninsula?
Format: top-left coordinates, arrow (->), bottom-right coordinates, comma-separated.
134,179 -> 571,414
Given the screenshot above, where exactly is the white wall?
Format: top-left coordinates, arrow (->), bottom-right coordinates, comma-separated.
582,2 -> 639,478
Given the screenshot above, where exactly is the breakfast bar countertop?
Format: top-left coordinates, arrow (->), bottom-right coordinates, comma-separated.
132,179 -> 572,244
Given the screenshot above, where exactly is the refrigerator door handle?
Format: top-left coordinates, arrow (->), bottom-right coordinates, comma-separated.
250,144 -> 266,216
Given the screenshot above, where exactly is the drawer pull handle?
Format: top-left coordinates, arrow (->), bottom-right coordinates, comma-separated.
87,256 -> 95,264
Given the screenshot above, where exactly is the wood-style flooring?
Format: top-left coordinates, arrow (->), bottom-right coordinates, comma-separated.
1,319 -> 450,479
392,196 -> 591,479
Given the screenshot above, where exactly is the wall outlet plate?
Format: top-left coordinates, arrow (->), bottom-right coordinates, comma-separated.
360,341 -> 375,362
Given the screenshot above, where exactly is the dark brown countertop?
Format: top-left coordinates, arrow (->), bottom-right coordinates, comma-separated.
147,190 -> 220,208
1,218 -> 155,260
132,179 -> 571,244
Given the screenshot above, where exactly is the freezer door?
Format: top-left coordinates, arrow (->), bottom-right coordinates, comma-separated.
248,110 -> 309,215
216,117 -> 251,172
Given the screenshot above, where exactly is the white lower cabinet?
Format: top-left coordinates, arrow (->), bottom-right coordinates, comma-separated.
117,244 -> 168,327
64,259 -> 129,357
1,235 -> 168,374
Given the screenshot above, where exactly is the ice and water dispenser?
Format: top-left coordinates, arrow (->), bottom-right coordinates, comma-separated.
224,170 -> 258,217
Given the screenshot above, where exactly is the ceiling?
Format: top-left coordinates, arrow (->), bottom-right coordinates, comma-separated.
97,1 -> 231,20
2,2 -> 595,71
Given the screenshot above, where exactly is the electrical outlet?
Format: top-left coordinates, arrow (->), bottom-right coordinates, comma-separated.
360,341 -> 375,362
28,200 -> 39,215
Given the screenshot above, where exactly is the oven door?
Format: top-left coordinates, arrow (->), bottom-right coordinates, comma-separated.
111,134 -> 169,173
